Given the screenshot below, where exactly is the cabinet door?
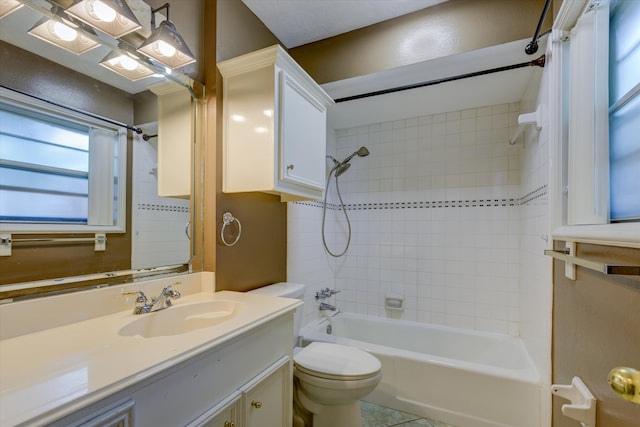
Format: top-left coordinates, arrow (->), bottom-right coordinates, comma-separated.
279,71 -> 326,192
188,393 -> 241,427
243,356 -> 291,427
69,399 -> 135,427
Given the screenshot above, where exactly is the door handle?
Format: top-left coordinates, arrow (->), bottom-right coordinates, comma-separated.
608,367 -> 640,404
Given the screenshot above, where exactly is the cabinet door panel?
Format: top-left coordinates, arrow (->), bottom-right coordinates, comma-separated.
187,393 -> 241,427
280,72 -> 326,191
243,357 -> 291,427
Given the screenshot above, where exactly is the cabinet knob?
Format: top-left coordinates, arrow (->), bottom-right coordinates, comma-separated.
251,400 -> 263,409
287,164 -> 294,171
224,422 -> 235,427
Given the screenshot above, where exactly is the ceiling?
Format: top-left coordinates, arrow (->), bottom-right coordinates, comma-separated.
240,0 -> 448,48
241,0 -> 544,130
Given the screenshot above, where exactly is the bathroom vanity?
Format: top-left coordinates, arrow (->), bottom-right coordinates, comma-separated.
0,274 -> 300,427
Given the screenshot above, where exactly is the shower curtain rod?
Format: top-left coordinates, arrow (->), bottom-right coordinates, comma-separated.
525,0 -> 553,55
1,85 -> 143,134
334,55 -> 545,103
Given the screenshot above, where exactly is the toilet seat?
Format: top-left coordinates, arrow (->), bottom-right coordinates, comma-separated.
294,342 -> 381,380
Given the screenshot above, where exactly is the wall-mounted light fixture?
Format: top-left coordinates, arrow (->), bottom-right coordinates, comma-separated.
64,0 -> 141,39
0,0 -> 23,19
27,16 -> 100,55
100,50 -> 155,80
137,2 -> 195,69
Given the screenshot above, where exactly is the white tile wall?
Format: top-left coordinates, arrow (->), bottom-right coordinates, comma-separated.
289,100 -> 550,342
518,66 -> 552,395
132,135 -> 190,269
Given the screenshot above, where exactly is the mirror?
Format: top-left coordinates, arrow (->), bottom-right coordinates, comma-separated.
0,0 -> 202,300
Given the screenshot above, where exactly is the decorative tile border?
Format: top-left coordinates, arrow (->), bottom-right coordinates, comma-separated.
137,203 -> 190,213
519,184 -> 548,205
293,185 -> 547,211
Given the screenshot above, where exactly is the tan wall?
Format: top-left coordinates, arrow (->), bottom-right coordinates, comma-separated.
208,0 -> 287,292
0,42 -> 134,288
289,0 -> 552,84
552,243 -> 640,427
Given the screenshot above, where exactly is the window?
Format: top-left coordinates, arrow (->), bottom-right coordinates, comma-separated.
0,88 -> 127,233
551,0 -> 640,246
608,0 -> 640,221
547,0 -> 640,247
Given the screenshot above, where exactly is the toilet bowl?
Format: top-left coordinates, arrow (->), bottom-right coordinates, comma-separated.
248,283 -> 382,427
293,342 -> 382,427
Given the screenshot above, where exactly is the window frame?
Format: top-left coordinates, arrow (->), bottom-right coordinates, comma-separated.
0,87 -> 127,234
549,0 -> 640,249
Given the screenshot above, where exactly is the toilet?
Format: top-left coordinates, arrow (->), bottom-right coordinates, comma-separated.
249,283 -> 382,427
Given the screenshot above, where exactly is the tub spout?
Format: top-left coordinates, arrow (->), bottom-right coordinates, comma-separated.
319,302 -> 336,311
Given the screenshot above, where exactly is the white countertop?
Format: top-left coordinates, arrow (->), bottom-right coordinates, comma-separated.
0,290 -> 300,426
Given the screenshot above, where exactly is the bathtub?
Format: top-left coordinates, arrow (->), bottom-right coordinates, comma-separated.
301,313 -> 543,427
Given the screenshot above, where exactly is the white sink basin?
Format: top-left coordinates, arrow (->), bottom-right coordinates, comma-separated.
119,300 -> 244,338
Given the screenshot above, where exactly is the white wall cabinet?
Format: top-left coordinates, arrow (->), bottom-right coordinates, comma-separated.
148,81 -> 192,198
218,45 -> 334,201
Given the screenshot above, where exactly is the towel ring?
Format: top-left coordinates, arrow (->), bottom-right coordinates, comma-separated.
221,212 -> 242,246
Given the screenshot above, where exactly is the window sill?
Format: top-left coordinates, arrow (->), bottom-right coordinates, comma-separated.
0,224 -> 125,234
552,223 -> 640,248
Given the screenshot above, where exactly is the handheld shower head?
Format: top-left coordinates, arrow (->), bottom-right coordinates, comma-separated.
341,146 -> 370,164
333,146 -> 370,177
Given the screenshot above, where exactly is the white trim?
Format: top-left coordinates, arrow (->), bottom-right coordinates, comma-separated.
548,29 -> 569,234
552,223 -> 640,248
555,0 -> 589,31
566,4 -> 609,225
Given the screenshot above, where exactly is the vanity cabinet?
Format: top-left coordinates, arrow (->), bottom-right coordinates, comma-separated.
190,356 -> 291,427
218,45 -> 334,201
46,312 -> 294,427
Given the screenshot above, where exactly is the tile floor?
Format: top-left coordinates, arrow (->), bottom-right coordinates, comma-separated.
360,401 -> 457,427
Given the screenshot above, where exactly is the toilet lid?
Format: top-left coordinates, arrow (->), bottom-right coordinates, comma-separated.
294,342 -> 381,380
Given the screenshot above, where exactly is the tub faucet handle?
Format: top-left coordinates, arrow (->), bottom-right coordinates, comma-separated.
315,288 -> 340,300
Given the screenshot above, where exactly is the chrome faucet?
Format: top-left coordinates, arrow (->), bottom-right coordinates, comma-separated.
123,282 -> 181,314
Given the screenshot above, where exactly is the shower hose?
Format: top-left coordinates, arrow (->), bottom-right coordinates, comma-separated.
321,166 -> 351,257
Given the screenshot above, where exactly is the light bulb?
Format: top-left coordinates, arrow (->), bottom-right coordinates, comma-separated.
90,0 -> 116,22
156,40 -> 176,57
118,55 -> 138,71
52,21 -> 78,41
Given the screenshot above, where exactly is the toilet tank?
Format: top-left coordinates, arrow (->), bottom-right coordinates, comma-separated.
248,282 -> 305,346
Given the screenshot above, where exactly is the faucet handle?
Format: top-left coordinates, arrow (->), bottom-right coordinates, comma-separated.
122,290 -> 148,304
161,282 -> 182,299
161,281 -> 181,292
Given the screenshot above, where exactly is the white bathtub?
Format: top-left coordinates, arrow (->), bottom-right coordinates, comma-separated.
301,313 -> 543,427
